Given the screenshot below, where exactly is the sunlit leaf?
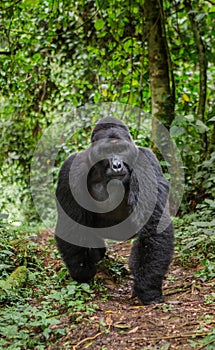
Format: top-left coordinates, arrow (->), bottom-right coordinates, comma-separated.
182,94 -> 190,103
102,89 -> 108,97
94,19 -> 105,30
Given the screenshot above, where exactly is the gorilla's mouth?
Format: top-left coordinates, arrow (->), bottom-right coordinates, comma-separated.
106,167 -> 129,180
112,174 -> 125,178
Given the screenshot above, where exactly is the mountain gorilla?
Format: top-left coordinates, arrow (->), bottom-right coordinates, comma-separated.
55,117 -> 174,305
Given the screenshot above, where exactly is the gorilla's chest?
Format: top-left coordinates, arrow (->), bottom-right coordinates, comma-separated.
89,182 -> 131,227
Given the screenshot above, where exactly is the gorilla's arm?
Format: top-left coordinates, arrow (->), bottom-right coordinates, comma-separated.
129,147 -> 174,305
55,153 -> 106,283
139,147 -> 170,217
55,235 -> 106,283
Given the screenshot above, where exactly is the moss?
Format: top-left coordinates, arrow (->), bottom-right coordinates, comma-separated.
6,266 -> 29,288
0,266 -> 29,300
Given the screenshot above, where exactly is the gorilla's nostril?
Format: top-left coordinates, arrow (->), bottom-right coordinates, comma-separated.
112,159 -> 123,172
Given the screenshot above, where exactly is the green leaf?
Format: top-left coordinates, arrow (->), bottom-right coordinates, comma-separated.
208,116 -> 215,122
123,39 -> 132,52
195,13 -> 207,22
209,6 -> 215,13
184,114 -> 195,121
97,31 -> 107,38
196,120 -> 209,133
0,325 -> 18,338
0,280 -> 12,291
94,19 -> 105,30
192,221 -> 214,227
170,126 -> 185,137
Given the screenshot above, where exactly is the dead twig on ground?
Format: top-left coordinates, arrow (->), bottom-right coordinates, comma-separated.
72,331 -> 105,350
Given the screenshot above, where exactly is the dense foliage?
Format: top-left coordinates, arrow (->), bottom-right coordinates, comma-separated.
0,0 -> 214,221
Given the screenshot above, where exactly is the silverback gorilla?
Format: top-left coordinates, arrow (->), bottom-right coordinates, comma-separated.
55,117 -> 174,305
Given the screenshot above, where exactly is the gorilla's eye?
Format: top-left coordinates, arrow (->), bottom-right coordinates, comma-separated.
102,143 -> 128,156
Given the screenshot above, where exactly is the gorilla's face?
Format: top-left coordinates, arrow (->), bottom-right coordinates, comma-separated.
90,139 -> 133,178
87,120 -> 138,202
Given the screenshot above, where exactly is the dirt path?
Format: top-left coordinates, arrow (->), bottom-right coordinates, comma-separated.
40,232 -> 214,350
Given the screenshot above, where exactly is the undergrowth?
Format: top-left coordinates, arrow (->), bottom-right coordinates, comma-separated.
0,223 -> 99,349
0,201 -> 214,349
174,200 -> 215,281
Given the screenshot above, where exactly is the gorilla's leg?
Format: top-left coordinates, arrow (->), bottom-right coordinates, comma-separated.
129,223 -> 174,305
55,236 -> 106,283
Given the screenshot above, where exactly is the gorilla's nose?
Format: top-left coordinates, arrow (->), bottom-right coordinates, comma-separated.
111,158 -> 123,173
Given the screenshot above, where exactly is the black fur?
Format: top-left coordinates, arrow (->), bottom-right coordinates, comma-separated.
55,117 -> 174,305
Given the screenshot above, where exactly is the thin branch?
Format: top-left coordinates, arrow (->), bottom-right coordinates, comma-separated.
72,331 -> 105,350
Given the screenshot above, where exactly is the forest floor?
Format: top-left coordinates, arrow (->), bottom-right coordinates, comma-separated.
35,230 -> 215,350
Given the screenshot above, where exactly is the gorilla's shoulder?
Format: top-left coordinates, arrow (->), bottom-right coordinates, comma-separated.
138,147 -> 162,171
59,150 -> 88,176
57,153 -> 77,181
138,147 -> 168,188
56,151 -> 88,194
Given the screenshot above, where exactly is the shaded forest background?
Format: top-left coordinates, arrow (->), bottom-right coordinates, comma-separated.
0,0 -> 214,222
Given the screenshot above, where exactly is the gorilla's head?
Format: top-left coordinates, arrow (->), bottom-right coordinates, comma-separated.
91,117 -> 132,143
88,118 -> 138,201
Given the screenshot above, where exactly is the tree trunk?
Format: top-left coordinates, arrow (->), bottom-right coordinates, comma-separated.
144,0 -> 175,132
144,0 -> 182,216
